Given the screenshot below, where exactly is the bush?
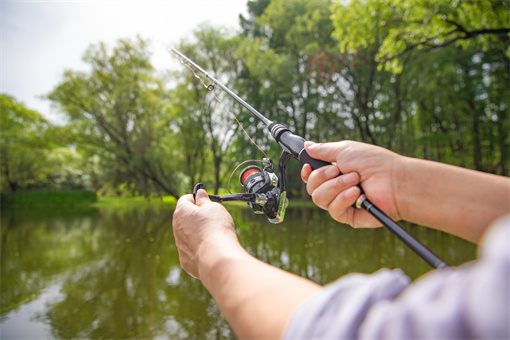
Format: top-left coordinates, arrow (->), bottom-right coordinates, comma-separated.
1,190 -> 97,208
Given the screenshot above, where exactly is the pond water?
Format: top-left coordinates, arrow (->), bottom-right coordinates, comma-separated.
1,205 -> 476,339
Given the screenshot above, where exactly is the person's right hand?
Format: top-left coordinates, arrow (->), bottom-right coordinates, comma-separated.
301,141 -> 403,228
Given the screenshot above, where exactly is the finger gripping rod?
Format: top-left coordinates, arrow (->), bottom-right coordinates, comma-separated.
170,46 -> 447,269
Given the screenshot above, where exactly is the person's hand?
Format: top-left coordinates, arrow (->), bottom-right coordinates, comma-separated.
301,141 -> 403,228
172,189 -> 238,279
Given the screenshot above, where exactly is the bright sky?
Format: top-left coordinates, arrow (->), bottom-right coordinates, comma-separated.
1,0 -> 248,123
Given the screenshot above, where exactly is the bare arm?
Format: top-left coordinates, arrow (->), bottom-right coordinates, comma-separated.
199,241 -> 320,339
302,141 -> 510,244
395,156 -> 510,243
172,190 -> 321,339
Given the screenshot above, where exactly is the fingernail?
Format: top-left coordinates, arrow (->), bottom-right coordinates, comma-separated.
344,186 -> 359,201
325,165 -> 340,178
196,189 -> 209,205
343,172 -> 359,185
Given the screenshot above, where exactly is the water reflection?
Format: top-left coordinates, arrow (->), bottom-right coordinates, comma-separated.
234,207 -> 475,282
0,206 -> 476,339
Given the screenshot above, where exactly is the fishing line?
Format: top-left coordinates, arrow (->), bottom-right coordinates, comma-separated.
226,159 -> 263,194
166,44 -> 268,158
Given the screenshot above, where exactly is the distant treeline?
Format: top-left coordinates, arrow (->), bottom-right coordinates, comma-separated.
1,0 -> 508,199
1,190 -> 97,208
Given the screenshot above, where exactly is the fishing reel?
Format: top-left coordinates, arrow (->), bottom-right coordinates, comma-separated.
193,156 -> 289,223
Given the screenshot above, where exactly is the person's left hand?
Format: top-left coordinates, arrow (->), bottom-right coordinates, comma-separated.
172,189 -> 238,279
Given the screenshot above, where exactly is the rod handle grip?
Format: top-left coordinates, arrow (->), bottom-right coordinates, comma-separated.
298,149 -> 331,170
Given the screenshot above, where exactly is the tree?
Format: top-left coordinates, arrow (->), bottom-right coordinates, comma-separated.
332,0 -> 510,73
236,0 -> 348,196
168,80 -> 209,193
172,26 -> 247,194
48,37 -> 181,198
381,0 -> 509,72
331,0 -> 509,174
239,0 -> 271,38
0,94 -> 53,192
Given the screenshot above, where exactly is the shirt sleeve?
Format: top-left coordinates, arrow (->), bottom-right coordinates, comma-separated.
282,215 -> 510,339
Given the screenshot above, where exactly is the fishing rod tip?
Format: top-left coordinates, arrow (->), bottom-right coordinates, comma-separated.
151,36 -> 177,52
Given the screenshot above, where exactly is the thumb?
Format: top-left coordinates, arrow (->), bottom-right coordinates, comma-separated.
195,189 -> 211,206
304,141 -> 343,163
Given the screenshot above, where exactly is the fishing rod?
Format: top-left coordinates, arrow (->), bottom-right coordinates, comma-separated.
168,46 -> 448,269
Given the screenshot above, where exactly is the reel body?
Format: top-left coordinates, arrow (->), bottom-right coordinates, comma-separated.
193,156 -> 289,223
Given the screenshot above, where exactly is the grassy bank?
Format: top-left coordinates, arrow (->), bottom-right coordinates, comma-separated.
1,190 -> 97,208
1,190 -> 315,210
93,195 -> 177,208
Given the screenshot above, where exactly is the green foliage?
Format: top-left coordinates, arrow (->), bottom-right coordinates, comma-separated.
0,94 -> 99,193
48,37 -> 181,198
332,0 -> 510,72
1,190 -> 97,208
1,95 -> 58,192
325,0 -> 509,173
171,0 -> 508,200
9,0 -> 501,202
240,0 -> 271,37
170,26 -> 245,194
234,0 -> 347,195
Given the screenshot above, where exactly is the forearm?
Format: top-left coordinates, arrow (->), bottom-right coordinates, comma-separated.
198,240 -> 321,339
396,157 -> 510,243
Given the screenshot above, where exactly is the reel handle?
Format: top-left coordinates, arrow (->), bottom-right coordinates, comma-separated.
193,183 -> 260,204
